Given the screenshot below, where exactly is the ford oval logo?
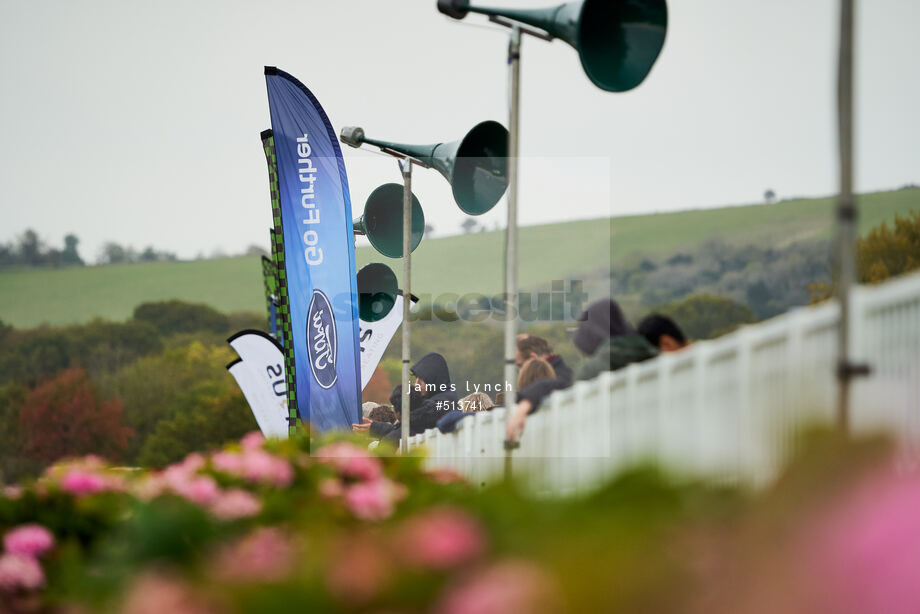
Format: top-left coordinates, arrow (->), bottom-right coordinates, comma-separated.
307,289 -> 337,389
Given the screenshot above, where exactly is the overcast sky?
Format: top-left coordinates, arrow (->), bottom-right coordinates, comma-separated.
1,0 -> 917,261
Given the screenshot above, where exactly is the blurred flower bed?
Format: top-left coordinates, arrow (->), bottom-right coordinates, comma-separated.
1,429 -> 918,614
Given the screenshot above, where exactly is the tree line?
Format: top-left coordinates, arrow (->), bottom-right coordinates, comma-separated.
0,229 -> 274,268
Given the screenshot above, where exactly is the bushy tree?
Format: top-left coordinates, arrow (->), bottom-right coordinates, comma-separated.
18,368 -> 133,464
136,389 -> 256,468
858,210 -> 920,283
810,210 -> 920,302
17,229 -> 43,265
99,242 -> 128,264
96,342 -> 239,463
0,321 -> 162,387
61,234 -> 84,266
133,300 -> 230,336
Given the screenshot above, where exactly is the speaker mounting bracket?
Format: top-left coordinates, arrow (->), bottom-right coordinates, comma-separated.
488,14 -> 554,42
379,147 -> 431,169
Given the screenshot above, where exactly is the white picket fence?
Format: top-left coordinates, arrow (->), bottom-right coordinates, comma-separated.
407,272 -> 920,494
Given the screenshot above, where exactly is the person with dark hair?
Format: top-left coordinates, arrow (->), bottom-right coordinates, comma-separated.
573,298 -> 658,381
354,352 -> 458,445
388,384 -> 424,415
637,313 -> 688,352
515,334 -> 553,365
368,404 -> 397,424
515,334 -> 572,379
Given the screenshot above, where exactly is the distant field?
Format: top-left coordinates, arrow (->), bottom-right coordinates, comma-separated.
1,188 -> 917,328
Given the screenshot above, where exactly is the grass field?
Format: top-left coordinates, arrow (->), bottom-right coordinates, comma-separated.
2,187 -> 918,328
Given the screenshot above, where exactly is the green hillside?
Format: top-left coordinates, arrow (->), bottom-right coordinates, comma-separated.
1,187 -> 918,328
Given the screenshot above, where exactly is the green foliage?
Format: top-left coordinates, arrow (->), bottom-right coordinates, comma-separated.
652,293 -> 756,340
858,210 -> 920,283
133,300 -> 230,336
136,390 -> 256,468
0,320 -> 162,387
0,382 -> 37,484
97,342 -> 243,464
618,239 -> 831,320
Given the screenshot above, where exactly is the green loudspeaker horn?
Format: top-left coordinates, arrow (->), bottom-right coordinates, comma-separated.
341,121 -> 508,215
357,262 -> 398,322
437,0 -> 667,92
353,183 -> 425,259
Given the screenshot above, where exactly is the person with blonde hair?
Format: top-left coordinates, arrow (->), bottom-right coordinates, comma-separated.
517,357 -> 556,391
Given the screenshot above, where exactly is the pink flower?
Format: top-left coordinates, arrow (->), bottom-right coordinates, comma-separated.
325,539 -> 391,605
3,525 -> 55,558
318,478 -> 345,499
344,478 -> 405,521
398,507 -> 486,569
172,476 -> 220,506
240,431 -> 266,450
176,453 -> 206,474
60,470 -> 107,496
436,560 -> 560,614
119,571 -> 217,614
211,451 -> 244,475
2,485 -> 23,500
315,442 -> 382,481
212,450 -> 293,487
209,489 -> 262,520
214,528 -> 295,582
0,553 -> 45,593
803,469 -> 920,614
241,449 -> 294,487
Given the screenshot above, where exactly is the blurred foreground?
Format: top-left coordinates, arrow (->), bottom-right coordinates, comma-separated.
0,428 -> 917,613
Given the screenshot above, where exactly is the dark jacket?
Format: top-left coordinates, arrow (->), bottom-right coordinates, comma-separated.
516,354 -> 575,414
372,353 -> 458,441
576,335 -> 659,381
436,409 -> 472,433
573,299 -> 659,381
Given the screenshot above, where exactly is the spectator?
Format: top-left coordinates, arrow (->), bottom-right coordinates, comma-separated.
436,392 -> 494,434
574,299 -> 658,381
354,353 -> 458,445
388,384 -> 424,415
507,299 -> 657,442
517,357 -> 555,391
368,404 -> 397,424
494,391 -> 506,407
362,402 -> 380,419
516,334 -> 574,381
513,333 -> 575,412
638,314 -> 689,352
